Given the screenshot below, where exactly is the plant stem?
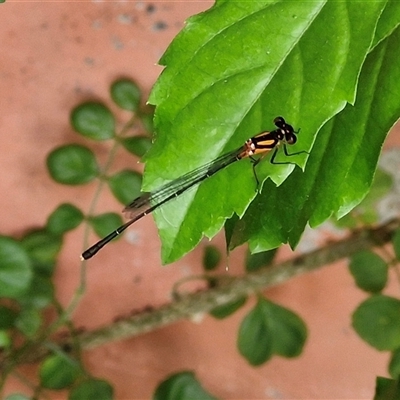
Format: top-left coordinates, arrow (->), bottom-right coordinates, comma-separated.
3,218 -> 398,367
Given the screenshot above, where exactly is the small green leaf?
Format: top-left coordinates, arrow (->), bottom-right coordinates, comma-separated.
21,230 -> 62,276
154,371 -> 217,400
0,331 -> 11,349
374,376 -> 400,400
353,295 -> 400,351
0,236 -> 32,299
389,349 -> 400,379
110,78 -> 141,111
108,169 -> 142,205
20,276 -> 54,309
238,297 -> 306,365
202,245 -> 221,271
71,102 -> 115,140
69,379 -> 113,400
47,203 -> 84,235
349,251 -> 388,293
262,300 -> 307,358
121,136 -> 152,157
47,144 -> 99,185
0,306 -> 17,329
89,213 -> 123,239
393,229 -> 400,261
40,354 -> 80,390
15,308 -> 42,337
237,298 -> 273,365
210,296 -> 247,319
245,249 -> 277,272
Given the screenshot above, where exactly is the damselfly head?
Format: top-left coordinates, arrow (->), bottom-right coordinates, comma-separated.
273,116 -> 298,144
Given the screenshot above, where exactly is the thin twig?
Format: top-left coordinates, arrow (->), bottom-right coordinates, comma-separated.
78,218 -> 399,349
2,218 -> 399,367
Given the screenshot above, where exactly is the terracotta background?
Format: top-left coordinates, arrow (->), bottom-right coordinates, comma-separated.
1,2 -> 399,399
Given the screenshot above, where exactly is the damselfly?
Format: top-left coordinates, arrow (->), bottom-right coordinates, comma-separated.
81,116 -> 307,260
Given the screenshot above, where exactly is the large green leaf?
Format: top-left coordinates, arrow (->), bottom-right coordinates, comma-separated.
372,1 -> 400,48
230,20 -> 400,253
143,1 -> 395,263
353,295 -> 400,351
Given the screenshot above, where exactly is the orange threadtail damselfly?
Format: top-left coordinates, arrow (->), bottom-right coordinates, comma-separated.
81,116 -> 307,260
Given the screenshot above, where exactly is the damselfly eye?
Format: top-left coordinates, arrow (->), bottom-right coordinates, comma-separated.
273,116 -> 286,128
286,134 -> 297,145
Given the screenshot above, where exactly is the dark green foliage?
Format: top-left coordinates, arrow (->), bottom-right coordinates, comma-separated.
237,297 -> 307,365
21,229 -> 62,276
389,349 -> 400,379
154,371 -> 217,400
245,249 -> 277,272
39,354 -> 81,389
0,236 -> 32,298
89,213 -> 123,239
353,295 -> 400,351
0,306 -> 17,329
374,377 -> 400,400
202,245 -> 221,271
46,203 -> 84,235
121,136 -> 152,157
209,296 -> 247,319
393,230 -> 400,260
69,379 -> 114,400
108,169 -> 142,205
349,251 -> 388,293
